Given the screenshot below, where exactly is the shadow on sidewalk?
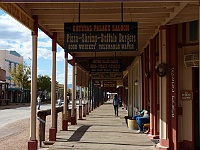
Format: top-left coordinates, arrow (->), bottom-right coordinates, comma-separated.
68,125 -> 91,142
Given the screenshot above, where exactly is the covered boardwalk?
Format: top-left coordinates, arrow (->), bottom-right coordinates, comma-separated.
0,1 -> 200,150
48,100 -> 156,150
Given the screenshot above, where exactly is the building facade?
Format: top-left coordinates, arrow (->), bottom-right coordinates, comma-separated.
0,50 -> 30,103
0,67 -> 8,105
128,20 -> 199,150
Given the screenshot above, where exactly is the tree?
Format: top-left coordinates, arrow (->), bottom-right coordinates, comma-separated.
37,75 -> 51,92
37,75 -> 51,100
67,89 -> 71,96
67,89 -> 72,100
10,62 -> 31,103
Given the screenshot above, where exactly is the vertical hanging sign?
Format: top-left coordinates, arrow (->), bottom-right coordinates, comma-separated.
171,67 -> 175,117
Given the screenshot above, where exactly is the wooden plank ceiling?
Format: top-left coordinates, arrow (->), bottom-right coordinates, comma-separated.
1,1 -> 199,84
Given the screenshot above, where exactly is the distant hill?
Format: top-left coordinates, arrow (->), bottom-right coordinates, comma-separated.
68,84 -> 72,89
67,84 -> 80,90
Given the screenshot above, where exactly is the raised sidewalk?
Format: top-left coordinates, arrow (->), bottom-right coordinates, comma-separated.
48,100 -> 156,150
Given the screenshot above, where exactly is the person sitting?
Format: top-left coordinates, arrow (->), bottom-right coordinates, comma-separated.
132,109 -> 145,120
136,109 -> 150,133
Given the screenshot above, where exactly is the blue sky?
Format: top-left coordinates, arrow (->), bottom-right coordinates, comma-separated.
0,9 -> 72,84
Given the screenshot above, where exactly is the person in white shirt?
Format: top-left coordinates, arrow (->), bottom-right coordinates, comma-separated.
57,97 -> 62,106
37,96 -> 41,110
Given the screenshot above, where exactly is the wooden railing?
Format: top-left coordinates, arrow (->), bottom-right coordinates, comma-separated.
37,106 -> 63,142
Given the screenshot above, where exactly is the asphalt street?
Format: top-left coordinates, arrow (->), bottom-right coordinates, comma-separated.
0,101 -> 80,140
0,104 -> 51,128
0,103 -> 51,140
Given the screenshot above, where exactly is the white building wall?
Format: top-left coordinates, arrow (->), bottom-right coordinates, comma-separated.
0,50 -> 6,69
127,56 -> 142,117
179,45 -> 198,141
128,65 -> 133,117
0,50 -> 23,86
132,56 -> 142,114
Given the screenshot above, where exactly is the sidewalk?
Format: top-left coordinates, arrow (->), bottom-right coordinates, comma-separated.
0,103 -> 30,110
47,100 -> 156,150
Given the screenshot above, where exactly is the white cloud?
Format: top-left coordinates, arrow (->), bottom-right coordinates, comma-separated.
56,65 -> 72,84
0,12 -> 64,61
56,49 -> 64,61
37,48 -> 52,60
38,40 -> 52,48
38,31 -> 50,40
0,10 -> 75,85
38,68 -> 50,74
68,65 -> 73,84
56,73 -> 64,84
0,13 -> 32,59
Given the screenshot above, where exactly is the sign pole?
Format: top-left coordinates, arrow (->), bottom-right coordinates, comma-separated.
121,2 -> 123,22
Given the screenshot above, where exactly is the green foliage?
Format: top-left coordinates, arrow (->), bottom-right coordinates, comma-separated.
67,88 -> 72,96
37,75 -> 51,92
10,62 -> 31,89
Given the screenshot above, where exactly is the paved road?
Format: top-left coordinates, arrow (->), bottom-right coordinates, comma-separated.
0,101 -> 80,140
0,103 -> 51,140
0,104 -> 51,128
0,100 -> 81,128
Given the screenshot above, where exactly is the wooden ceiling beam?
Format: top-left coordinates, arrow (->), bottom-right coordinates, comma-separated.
123,2 -> 180,8
41,20 -> 161,25
162,2 -> 189,25
26,3 -> 79,9
24,2 -> 180,9
31,8 -> 174,15
38,13 -> 169,20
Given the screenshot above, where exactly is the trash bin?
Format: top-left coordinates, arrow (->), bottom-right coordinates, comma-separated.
128,119 -> 138,130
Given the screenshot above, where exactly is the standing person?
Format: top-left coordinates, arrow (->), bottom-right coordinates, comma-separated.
37,96 -> 41,110
57,97 -> 61,106
113,94 -> 119,116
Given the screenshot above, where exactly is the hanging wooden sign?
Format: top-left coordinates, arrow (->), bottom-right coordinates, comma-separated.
64,22 -> 138,52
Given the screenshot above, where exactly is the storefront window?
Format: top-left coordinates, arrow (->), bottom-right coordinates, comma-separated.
189,20 -> 198,42
9,62 -> 11,71
14,64 -> 16,72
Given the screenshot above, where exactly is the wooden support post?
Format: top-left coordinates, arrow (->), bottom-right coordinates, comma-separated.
38,115 -> 46,141
86,103 -> 89,115
83,104 -> 86,117
79,105 -> 83,120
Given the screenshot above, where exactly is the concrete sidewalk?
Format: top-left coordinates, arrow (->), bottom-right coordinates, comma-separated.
48,100 -> 156,150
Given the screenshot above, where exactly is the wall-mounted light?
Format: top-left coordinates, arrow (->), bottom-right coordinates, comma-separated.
156,63 -> 167,77
134,80 -> 139,86
155,61 -> 159,69
145,71 -> 150,78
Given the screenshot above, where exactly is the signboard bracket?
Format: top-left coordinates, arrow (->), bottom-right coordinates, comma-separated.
121,2 -> 123,22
